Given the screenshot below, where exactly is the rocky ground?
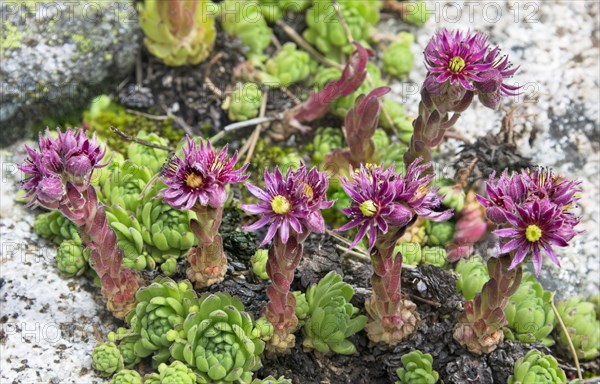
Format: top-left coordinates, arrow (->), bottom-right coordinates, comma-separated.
1,1 -> 598,383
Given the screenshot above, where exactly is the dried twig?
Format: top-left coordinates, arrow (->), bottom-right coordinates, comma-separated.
168,112 -> 194,136
241,91 -> 269,164
125,109 -> 170,121
110,126 -> 174,152
335,244 -> 370,262
275,20 -> 343,69
408,294 -> 441,307
333,1 -> 354,44
224,116 -> 280,132
444,129 -> 471,143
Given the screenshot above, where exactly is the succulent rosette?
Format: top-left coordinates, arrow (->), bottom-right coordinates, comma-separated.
507,350 -> 566,384
227,83 -> 263,122
137,181 -> 197,263
127,131 -> 170,174
100,161 -> 153,213
251,249 -> 269,280
395,350 -> 439,384
556,297 -> 599,360
33,210 -> 81,245
110,369 -> 143,384
106,205 -> 156,271
301,271 -> 367,355
144,361 -> 198,384
55,239 -> 89,277
455,256 -> 489,301
92,342 -> 124,377
108,327 -> 142,368
138,0 -> 216,67
265,43 -> 315,87
169,292 -> 264,383
382,32 -> 415,78
220,0 -> 272,58
425,220 -> 455,246
126,278 -> 199,364
393,242 -> 422,266
503,273 -> 555,346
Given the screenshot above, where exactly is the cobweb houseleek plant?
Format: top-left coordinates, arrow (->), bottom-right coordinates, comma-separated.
454,168 -> 581,354
160,136 -> 248,288
20,128 -> 141,319
241,165 -> 332,352
337,162 -> 452,345
404,29 -> 520,168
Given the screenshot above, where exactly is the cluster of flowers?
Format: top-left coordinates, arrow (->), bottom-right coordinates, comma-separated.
478,168 -> 581,275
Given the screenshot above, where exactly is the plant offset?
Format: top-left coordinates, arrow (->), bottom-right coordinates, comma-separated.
15,1 -> 599,383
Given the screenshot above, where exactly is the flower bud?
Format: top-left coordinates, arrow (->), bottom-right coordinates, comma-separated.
66,154 -> 92,179
37,176 -> 65,204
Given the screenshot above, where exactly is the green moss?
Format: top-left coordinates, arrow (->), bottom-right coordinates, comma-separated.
1,22 -> 23,54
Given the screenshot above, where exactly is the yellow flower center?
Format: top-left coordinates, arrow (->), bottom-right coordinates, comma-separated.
271,195 -> 291,215
359,200 -> 378,217
449,56 -> 466,73
525,224 -> 542,242
303,184 -> 314,203
185,172 -> 203,189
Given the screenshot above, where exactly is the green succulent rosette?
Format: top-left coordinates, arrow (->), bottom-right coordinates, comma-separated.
425,220 -> 455,247
383,32 -> 415,79
250,249 -> 269,280
226,83 -> 263,122
395,350 -> 439,384
507,350 -> 566,384
127,131 -> 170,174
556,297 -> 600,360
55,239 -> 89,277
34,210 -> 81,245
433,179 -> 466,213
138,0 -> 216,67
126,278 -> 199,364
144,361 -> 198,384
293,291 -> 309,321
251,316 -> 274,342
265,43 -> 315,86
220,0 -> 272,59
258,0 -> 310,21
100,161 -> 153,213
92,342 -> 124,377
455,256 -> 489,301
504,273 -> 556,346
169,292 -> 265,383
137,181 -> 197,263
421,246 -> 448,268
309,127 -> 344,166
251,376 -> 292,384
394,242 -> 422,266
301,271 -> 367,355
402,0 -> 431,26
109,327 -> 142,368
106,205 -> 156,271
160,257 -> 179,277
110,369 -> 143,384
304,0 -> 379,61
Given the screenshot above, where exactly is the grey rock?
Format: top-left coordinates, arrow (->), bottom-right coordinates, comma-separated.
0,1 -> 141,146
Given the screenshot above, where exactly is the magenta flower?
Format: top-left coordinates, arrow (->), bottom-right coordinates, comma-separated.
424,29 -> 492,91
476,170 -> 528,224
337,161 -> 452,250
524,167 -> 581,209
495,198 -> 577,275
241,164 -> 331,245
20,128 -> 107,207
160,137 -> 248,210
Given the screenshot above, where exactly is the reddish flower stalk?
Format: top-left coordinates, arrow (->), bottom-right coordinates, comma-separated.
453,168 -> 581,354
337,162 -> 452,345
404,29 -> 520,168
20,129 -> 141,319
160,137 -> 248,288
327,87 -> 390,170
283,42 -> 373,134
241,165 -> 332,351
447,191 -> 488,262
